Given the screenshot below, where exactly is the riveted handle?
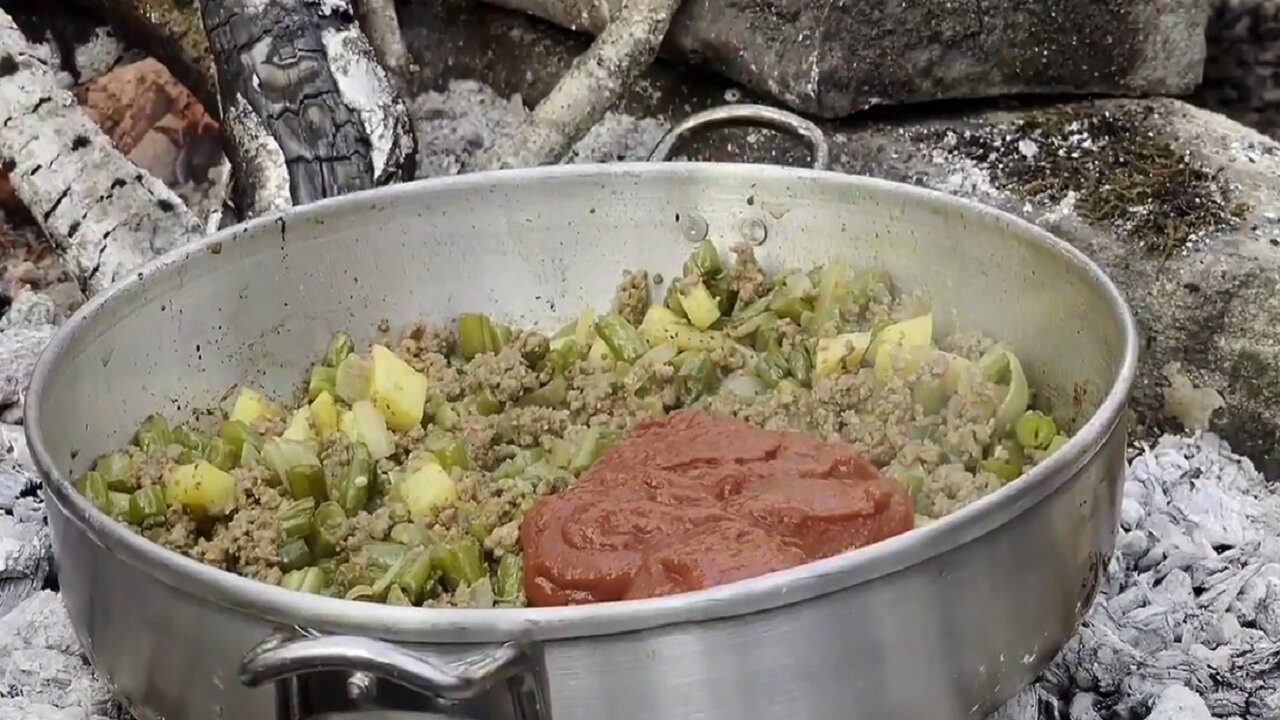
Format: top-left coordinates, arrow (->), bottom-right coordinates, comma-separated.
647,103 -> 831,170
241,631 -> 550,720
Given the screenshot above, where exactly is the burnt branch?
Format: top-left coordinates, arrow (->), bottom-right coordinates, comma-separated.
466,0 -> 682,171
0,7 -> 203,296
355,0 -> 410,81
200,0 -> 416,217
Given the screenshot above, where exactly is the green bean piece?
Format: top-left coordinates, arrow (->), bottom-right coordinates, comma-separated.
492,323 -> 513,349
396,547 -> 436,604
568,428 -> 615,474
75,471 -> 111,512
675,351 -> 719,405
1046,435 -> 1069,454
899,472 -> 924,499
285,463 -> 327,502
363,541 -> 410,572
308,501 -> 351,560
495,553 -> 522,603
434,537 -> 486,590
277,497 -> 317,540
433,402 -> 460,431
595,313 -> 650,364
706,273 -> 738,315
849,267 -> 892,308
169,426 -> 208,452
979,458 -> 1022,483
107,491 -> 132,520
337,443 -> 373,516
93,452 -> 136,491
389,522 -> 432,547
217,420 -> 257,457
518,376 -> 569,409
203,437 -> 239,471
471,391 -> 502,417
333,563 -> 373,594
134,414 -> 171,452
541,339 -> 583,377
281,566 -> 328,594
308,365 -> 338,401
127,486 -> 167,524
371,549 -> 413,599
279,538 -> 314,572
468,518 -> 492,543
423,432 -> 470,472
807,260 -> 848,334
493,449 -> 546,480
664,283 -> 688,319
385,585 -> 412,606
458,313 -> 498,360
344,584 -> 376,602
682,240 -> 722,279
1014,411 -> 1058,450
323,331 -> 355,368
788,346 -> 813,388
771,295 -> 809,322
754,350 -> 791,389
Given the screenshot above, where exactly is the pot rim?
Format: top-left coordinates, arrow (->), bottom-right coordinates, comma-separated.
27,163 -> 1138,643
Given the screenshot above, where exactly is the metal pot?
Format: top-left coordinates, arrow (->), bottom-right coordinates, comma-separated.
26,106 -> 1137,720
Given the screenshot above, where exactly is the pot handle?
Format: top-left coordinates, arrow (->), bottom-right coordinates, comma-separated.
240,631 -> 550,720
647,103 -> 831,171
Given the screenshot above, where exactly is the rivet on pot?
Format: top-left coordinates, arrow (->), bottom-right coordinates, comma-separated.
739,216 -> 768,246
347,671 -> 376,702
680,212 -> 709,243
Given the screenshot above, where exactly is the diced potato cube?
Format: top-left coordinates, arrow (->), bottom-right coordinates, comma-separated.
588,337 -> 613,364
165,461 -> 237,516
369,344 -> 430,431
339,410 -> 357,441
814,331 -> 873,380
866,313 -> 933,361
397,462 -> 458,517
351,400 -> 395,460
310,391 -> 339,437
282,407 -> 315,441
641,306 -> 683,347
679,281 -> 721,330
228,387 -> 283,425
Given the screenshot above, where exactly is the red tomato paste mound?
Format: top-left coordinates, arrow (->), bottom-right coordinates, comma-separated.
520,410 -> 915,606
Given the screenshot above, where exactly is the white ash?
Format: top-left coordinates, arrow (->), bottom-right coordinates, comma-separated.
0,325 -> 55,416
0,292 -> 59,332
408,80 -> 670,179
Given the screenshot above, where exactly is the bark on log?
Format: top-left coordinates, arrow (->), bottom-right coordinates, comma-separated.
0,7 -> 203,296
199,0 -> 417,217
466,0 -> 681,171
355,0 -> 410,81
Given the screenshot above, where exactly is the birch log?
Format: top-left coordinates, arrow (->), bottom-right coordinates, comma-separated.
0,7 -> 203,296
199,0 -> 417,216
465,0 -> 682,171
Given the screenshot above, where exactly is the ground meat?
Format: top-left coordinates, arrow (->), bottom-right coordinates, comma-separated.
611,269 -> 650,325
729,243 -> 765,304
464,347 -> 541,403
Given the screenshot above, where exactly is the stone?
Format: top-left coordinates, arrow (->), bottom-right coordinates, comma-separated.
481,0 -> 1210,118
1192,0 -> 1280,141
0,325 -> 55,414
0,291 -> 58,331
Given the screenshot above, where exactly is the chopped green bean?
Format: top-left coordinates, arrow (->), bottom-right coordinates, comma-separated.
754,350 -> 791,388
807,259 -> 847,335
541,339 -> 583,376
107,491 -> 132,520
279,538 -> 313,572
595,313 -> 650,364
217,420 -> 257,457
396,546 -> 436,604
93,452 -> 135,491
422,432 -> 469,472
1014,411 -> 1058,450
458,313 -> 499,360
849,267 -> 892,307
308,365 -> 338,401
362,541 -> 409,572
495,553 -> 522,603
385,585 -> 412,606
203,437 -> 239,471
344,584 -> 376,602
134,414 -> 171,452
389,522 -> 432,547
281,566 -> 327,594
169,426 -> 208,452
788,346 -> 813,388
285,464 -> 327,501
569,427 -> 614,474
706,273 -> 738,315
518,376 -> 569,408
771,295 -> 809,322
676,351 -> 719,405
127,486 -> 167,523
323,331 -> 355,368
979,458 -> 1022,483
277,497 -> 317,540
664,283 -> 688,319
336,444 -> 372,516
682,240 -> 722,279
308,501 -> 350,560
75,471 -> 111,512
434,537 -> 486,590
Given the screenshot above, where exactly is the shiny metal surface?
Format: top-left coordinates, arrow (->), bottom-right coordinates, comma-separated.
28,160 -> 1137,720
647,103 -> 831,170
